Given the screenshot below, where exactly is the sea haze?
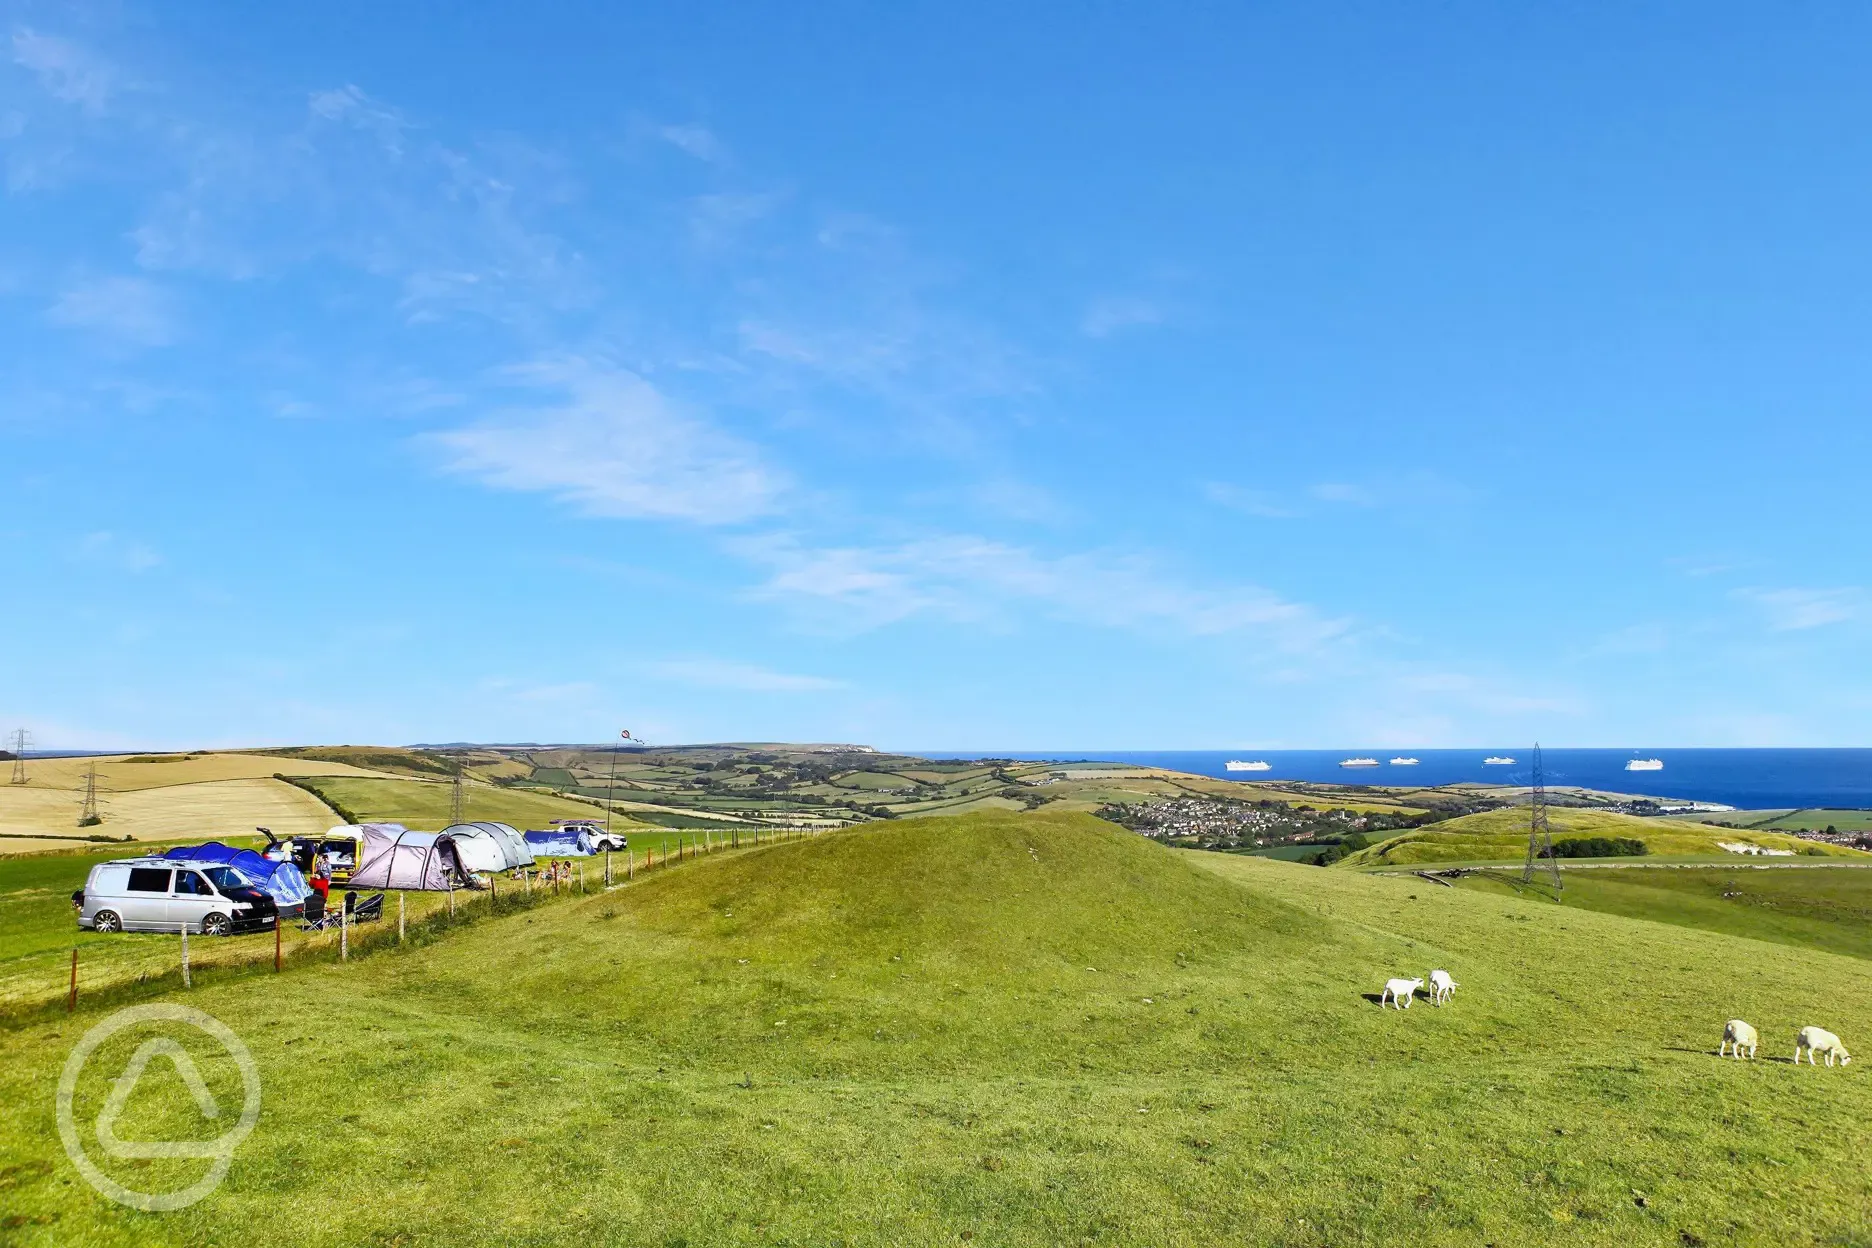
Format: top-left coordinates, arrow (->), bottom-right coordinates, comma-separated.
918,749 -> 1872,812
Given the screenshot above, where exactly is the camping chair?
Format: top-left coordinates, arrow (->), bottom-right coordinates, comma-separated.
349,893 -> 385,924
298,892 -> 336,932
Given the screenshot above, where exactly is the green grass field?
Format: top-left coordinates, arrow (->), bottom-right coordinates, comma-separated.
1457,864 -> 1872,963
1732,808 -> 1872,833
0,811 -> 1867,1245
1341,806 -> 1866,867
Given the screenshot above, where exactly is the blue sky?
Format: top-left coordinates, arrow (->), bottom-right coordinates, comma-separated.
3,2 -> 1869,751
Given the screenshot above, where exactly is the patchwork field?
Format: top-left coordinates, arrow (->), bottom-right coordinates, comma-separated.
282,774 -> 655,834
0,811 -> 1866,1246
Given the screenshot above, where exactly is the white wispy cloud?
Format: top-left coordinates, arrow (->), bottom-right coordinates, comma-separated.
656,122 -> 726,163
1310,482 -> 1378,506
1081,295 -> 1163,338
307,84 -> 410,155
1736,587 -> 1864,632
1204,482 -> 1300,519
649,658 -> 846,693
738,533 -> 1351,648
430,357 -> 785,524
46,276 -> 177,345
11,28 -> 114,112
76,531 -> 162,572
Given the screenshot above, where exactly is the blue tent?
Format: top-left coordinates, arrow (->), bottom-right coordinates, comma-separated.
523,828 -> 596,857
163,842 -> 313,909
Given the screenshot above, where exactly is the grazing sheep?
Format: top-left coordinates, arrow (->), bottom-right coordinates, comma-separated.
1720,1019 -> 1758,1059
1795,1026 -> 1852,1067
1381,977 -> 1423,1009
1428,969 -> 1459,1006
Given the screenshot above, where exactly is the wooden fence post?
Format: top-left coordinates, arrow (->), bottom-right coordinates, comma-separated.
579,864 -> 585,893
448,882 -> 455,918
67,948 -> 78,1012
275,920 -> 283,972
340,904 -> 349,961
398,893 -> 406,943
605,849 -> 612,885
180,924 -> 191,989
628,849 -> 635,880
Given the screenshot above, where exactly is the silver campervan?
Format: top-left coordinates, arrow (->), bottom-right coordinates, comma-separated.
77,858 -> 278,935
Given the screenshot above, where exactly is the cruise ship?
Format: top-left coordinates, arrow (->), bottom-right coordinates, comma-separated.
1483,756 -> 1515,765
1625,758 -> 1664,771
1339,757 -> 1380,768
1389,757 -> 1419,766
1225,759 -> 1272,772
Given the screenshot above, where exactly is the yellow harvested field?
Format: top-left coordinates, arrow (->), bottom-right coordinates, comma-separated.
0,777 -> 337,853
10,751 -> 402,793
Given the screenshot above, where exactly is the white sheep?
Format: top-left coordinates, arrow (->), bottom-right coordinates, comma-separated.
1381,977 -> 1423,1009
1795,1026 -> 1852,1067
1720,1019 -> 1757,1059
1428,969 -> 1458,1006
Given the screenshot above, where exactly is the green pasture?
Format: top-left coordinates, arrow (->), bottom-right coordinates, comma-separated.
0,829 -> 738,1013
1341,805 -> 1866,868
1456,864 -> 1872,963
0,812 -> 1867,1246
1735,808 -> 1872,833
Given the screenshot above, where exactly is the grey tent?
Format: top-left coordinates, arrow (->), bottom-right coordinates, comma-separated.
440,822 -> 535,873
348,824 -> 467,891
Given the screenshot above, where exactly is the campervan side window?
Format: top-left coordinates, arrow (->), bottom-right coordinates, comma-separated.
176,871 -> 214,896
127,868 -> 172,893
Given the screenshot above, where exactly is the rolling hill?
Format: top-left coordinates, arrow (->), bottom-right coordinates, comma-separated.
0,811 -> 1867,1245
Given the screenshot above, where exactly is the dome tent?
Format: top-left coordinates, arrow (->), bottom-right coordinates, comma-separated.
162,842 -> 313,910
440,822 -> 535,873
347,825 -> 468,892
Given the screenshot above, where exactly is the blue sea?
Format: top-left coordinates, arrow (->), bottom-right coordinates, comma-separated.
920,749 -> 1872,812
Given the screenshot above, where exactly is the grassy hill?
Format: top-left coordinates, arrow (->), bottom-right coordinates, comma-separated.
0,811 -> 1867,1245
1339,806 -> 1864,867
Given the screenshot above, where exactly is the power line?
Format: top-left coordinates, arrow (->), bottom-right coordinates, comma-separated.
8,729 -> 27,785
1521,743 -> 1562,892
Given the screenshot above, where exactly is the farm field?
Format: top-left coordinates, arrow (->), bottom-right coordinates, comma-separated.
0,811 -> 1867,1246
282,774 -> 654,834
1339,806 -> 1863,868
1733,808 -> 1872,833
0,777 -> 342,854
1455,864 -> 1872,963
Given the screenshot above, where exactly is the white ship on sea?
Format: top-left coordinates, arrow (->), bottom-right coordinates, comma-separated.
1483,756 -> 1515,765
1225,759 -> 1272,772
1340,757 -> 1380,768
1625,758 -> 1664,771
1389,757 -> 1419,766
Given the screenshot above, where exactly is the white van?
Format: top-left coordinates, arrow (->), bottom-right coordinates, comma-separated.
77,858 -> 279,935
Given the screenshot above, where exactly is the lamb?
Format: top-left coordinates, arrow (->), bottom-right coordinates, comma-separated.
1428,969 -> 1459,1006
1795,1026 -> 1852,1067
1380,977 -> 1423,1009
1720,1019 -> 1758,1059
